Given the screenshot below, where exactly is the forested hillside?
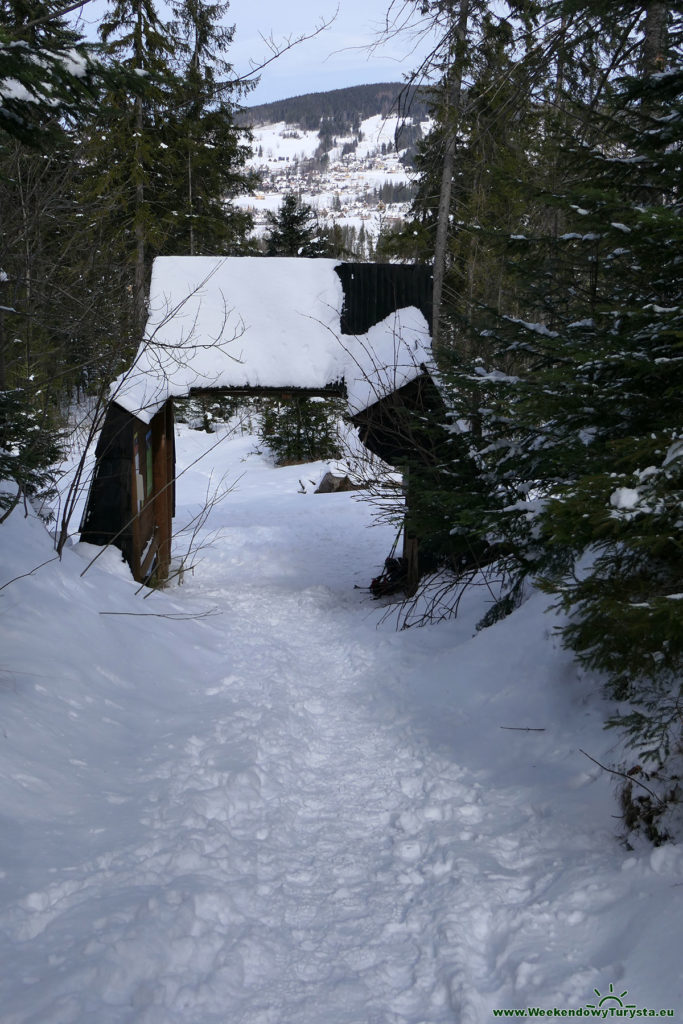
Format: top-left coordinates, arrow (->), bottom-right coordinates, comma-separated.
239,81 -> 430,131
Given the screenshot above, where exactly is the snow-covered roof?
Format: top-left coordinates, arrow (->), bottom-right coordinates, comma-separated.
111,256 -> 431,423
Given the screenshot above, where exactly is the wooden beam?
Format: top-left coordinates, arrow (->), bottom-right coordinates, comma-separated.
187,383 -> 347,401
152,403 -> 172,581
130,428 -> 142,581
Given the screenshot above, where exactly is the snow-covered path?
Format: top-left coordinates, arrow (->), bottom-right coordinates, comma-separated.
1,429 -> 682,1023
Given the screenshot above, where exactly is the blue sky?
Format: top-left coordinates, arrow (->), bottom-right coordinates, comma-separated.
72,0 -> 437,105
220,0 -> 436,104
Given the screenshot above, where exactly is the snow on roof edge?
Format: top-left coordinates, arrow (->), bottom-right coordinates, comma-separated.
110,257 -> 432,423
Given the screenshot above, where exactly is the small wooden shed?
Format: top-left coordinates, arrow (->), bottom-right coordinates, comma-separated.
80,256 -> 434,583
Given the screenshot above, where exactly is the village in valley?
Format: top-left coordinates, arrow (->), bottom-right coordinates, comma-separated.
237,110 -> 426,252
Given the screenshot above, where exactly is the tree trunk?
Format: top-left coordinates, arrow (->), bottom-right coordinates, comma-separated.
431,124 -> 455,352
188,146 -> 195,256
133,0 -> 147,334
431,0 -> 470,354
643,1 -> 668,76
134,96 -> 147,335
0,308 -> 6,391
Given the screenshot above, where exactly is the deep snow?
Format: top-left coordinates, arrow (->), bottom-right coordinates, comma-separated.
1,423 -> 682,1024
113,257 -> 430,423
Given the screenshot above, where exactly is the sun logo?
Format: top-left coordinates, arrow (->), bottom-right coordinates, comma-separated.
585,983 -> 636,1010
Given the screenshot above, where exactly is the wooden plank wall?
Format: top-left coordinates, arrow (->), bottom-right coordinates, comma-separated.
335,263 -> 433,336
152,400 -> 174,580
123,401 -> 171,583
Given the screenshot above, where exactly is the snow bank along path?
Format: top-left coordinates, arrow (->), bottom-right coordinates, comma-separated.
1,427 -> 682,1023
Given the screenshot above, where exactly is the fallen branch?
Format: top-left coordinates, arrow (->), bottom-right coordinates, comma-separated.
500,726 -> 546,732
579,748 -> 666,806
0,556 -> 60,593
99,608 -> 220,620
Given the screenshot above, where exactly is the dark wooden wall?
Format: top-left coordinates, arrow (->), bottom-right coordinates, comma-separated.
350,374 -> 447,597
80,401 -> 174,583
80,403 -> 136,567
335,263 -> 432,335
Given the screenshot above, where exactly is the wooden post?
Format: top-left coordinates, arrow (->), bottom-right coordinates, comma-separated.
402,467 -> 420,596
167,399 -> 175,520
152,401 -> 172,581
130,426 -> 143,581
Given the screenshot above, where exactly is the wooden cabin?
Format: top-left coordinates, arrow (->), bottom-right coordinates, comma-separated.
80,257 -> 434,584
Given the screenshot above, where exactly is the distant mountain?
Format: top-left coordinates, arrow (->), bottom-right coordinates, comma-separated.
239,82 -> 431,133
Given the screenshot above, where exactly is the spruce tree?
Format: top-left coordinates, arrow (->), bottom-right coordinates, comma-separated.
257,396 -> 343,466
388,5 -> 682,795
453,3 -> 683,801
0,0 -> 99,147
0,0 -> 103,517
378,4 -> 555,591
537,61 -> 683,766
259,194 -> 338,462
161,0 -> 255,256
265,192 -> 327,257
83,0 -> 179,333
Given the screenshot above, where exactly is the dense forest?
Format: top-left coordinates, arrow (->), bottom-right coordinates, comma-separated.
0,1 -> 681,838
0,0 -> 258,543
379,0 -> 682,840
239,81 -> 431,132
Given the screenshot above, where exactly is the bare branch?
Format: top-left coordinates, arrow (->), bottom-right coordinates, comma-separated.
0,484 -> 22,525
500,726 -> 546,732
99,608 -> 220,620
579,749 -> 666,807
0,555 -> 60,593
229,9 -> 339,87
10,0 -> 98,32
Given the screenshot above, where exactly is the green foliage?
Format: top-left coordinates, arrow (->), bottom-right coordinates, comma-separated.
0,0 -> 127,523
160,0 -> 256,255
79,0 -> 254,333
497,65 -> 681,781
389,0 -> 682,823
257,396 -> 343,466
0,384 -> 61,515
493,67 -> 683,764
542,433 -> 683,695
176,392 -> 260,433
0,0 -> 100,148
383,11 -> 544,317
399,390 -> 498,573
265,192 -> 328,257
0,0 -> 255,543
78,0 -> 182,330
